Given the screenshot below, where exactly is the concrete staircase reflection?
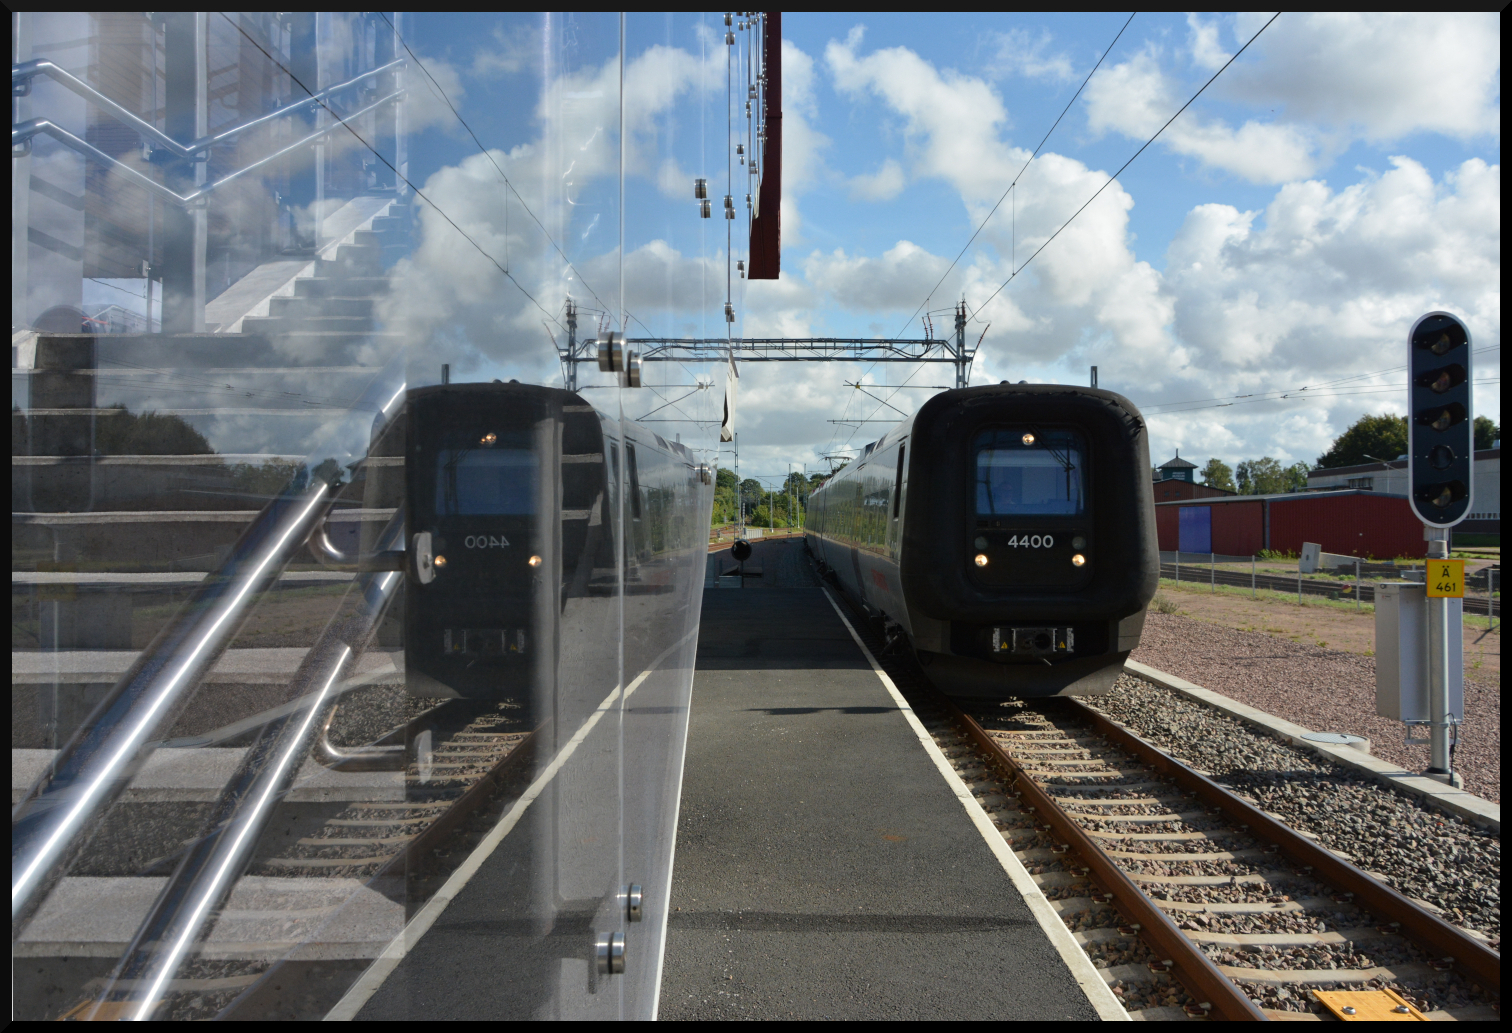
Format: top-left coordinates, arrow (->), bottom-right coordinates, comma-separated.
13,195 -> 409,708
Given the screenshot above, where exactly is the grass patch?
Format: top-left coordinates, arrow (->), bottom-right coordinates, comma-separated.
1156,577 -> 1502,632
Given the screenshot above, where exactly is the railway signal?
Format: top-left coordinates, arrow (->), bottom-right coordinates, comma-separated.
1388,311 -> 1473,788
1406,312 -> 1473,528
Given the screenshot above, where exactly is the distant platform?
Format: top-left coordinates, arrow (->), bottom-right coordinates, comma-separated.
658,540 -> 1101,1020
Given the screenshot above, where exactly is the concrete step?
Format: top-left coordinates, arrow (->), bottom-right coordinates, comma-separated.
267,295 -> 375,319
14,875 -> 402,959
11,646 -> 402,748
293,277 -> 389,299
13,743 -> 406,806
240,315 -> 376,335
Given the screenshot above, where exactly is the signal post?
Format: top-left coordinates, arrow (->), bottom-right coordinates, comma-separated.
1396,312 -> 1474,788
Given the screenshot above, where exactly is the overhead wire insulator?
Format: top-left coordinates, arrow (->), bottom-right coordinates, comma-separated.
724,303 -> 735,323
694,177 -> 707,199
699,198 -> 711,218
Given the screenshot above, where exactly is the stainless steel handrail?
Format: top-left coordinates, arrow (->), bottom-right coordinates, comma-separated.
10,479 -> 336,928
83,508 -> 408,1020
11,57 -> 402,159
10,358 -> 407,929
11,90 -> 404,209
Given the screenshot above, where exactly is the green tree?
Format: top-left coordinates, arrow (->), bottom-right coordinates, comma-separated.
1315,413 -> 1408,468
739,477 -> 764,513
1283,461 -> 1311,492
1198,458 -> 1235,492
1474,415 -> 1499,451
715,466 -> 738,491
1237,457 -> 1286,494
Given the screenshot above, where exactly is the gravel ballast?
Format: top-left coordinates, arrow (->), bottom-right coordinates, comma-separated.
1129,613 -> 1500,803
1086,675 -> 1501,946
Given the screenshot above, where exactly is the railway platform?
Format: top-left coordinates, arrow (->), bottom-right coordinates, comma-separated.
659,540 -> 1106,1020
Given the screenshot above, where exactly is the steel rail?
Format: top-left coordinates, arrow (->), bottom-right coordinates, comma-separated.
932,693 -> 1267,1021
1069,699 -> 1501,996
218,722 -> 543,1021
84,511 -> 409,1020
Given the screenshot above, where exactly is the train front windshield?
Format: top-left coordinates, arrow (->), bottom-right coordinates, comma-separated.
435,439 -> 537,515
975,429 -> 1087,517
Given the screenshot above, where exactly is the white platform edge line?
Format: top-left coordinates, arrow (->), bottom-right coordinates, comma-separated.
324,628 -> 697,1021
820,588 -> 1130,1022
1122,659 -> 1500,832
648,616 -> 704,1020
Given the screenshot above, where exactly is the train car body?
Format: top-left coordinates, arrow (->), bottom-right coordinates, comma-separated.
402,382 -> 713,709
806,384 -> 1158,698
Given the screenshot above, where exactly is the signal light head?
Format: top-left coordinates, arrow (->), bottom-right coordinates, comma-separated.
528,555 -> 542,567
1021,432 -> 1035,446
1071,553 -> 1086,567
1412,315 -> 1467,356
433,555 -> 447,568
1417,364 -> 1467,394
480,432 -> 497,445
1420,403 -> 1466,432
974,553 -> 989,567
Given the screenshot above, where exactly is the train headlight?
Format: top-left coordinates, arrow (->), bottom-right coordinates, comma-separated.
528,555 -> 543,567
1021,432 -> 1035,446
974,553 -> 989,567
1071,553 -> 1086,567
480,432 -> 497,445
434,555 -> 447,568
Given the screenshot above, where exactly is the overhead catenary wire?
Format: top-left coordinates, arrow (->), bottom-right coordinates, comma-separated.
222,14 -> 564,333
841,12 -> 1282,449
971,12 -> 1281,320
834,14 -> 1138,452
1138,346 -> 1501,415
896,12 -> 1136,342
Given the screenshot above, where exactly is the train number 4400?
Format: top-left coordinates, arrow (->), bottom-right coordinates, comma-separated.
1006,534 -> 1054,548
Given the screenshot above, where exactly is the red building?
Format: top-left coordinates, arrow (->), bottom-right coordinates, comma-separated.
1156,490 -> 1426,559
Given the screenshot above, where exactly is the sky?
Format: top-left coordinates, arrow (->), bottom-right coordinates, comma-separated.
386,11 -> 1499,488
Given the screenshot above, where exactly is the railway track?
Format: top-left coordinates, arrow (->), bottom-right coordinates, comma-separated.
58,701 -> 537,1021
919,694 -> 1500,1020
820,570 -> 1499,1021
1160,562 -> 1500,617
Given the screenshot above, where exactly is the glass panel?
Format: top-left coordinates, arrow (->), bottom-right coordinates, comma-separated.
13,10 -> 719,1021
974,428 -> 1087,517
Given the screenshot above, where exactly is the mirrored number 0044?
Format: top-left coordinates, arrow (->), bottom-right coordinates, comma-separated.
1007,534 -> 1053,548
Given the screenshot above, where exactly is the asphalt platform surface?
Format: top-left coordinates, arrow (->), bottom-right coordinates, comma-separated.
658,539 -> 1098,1020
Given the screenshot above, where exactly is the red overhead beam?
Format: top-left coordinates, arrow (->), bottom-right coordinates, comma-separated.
747,12 -> 781,279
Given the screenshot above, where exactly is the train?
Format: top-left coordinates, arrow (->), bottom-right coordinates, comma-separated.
805,383 -> 1159,697
392,381 -> 714,706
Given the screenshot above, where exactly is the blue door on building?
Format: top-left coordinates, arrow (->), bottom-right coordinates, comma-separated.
1178,506 -> 1212,554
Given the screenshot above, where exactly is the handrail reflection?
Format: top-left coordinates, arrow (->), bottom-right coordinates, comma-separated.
12,89 -> 404,210
11,57 -> 403,159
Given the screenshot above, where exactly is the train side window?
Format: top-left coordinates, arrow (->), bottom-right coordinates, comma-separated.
893,444 -> 906,518
627,444 -> 643,520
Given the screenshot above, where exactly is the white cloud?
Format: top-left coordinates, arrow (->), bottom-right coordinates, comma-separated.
1223,13 -> 1501,143
986,28 -> 1075,82
1083,13 -> 1500,185
826,26 -> 1016,204
1185,13 -> 1230,73
1084,46 -> 1319,184
847,158 -> 905,201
